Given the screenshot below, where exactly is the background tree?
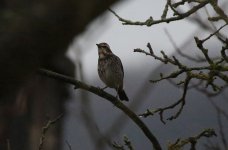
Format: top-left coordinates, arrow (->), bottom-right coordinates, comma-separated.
0,0 -> 118,150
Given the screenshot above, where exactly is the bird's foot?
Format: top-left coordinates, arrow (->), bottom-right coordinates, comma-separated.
97,86 -> 108,90
101,86 -> 108,90
115,93 -> 119,99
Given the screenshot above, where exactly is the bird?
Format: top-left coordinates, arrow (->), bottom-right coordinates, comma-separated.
97,42 -> 129,101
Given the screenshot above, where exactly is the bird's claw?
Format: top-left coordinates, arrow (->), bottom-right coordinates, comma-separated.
97,86 -> 108,90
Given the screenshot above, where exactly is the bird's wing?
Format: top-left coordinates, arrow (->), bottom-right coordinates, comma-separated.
115,55 -> 124,77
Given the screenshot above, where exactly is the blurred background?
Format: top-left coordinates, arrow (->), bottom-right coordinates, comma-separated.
0,0 -> 227,150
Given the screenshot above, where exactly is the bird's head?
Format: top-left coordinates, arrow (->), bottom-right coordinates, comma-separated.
96,42 -> 113,58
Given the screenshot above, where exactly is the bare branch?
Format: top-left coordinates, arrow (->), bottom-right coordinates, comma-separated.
164,28 -> 204,62
161,0 -> 170,19
38,114 -> 63,150
209,0 -> 228,23
221,40 -> 228,62
200,23 -> 228,43
113,136 -> 134,150
194,37 -> 213,64
168,128 -> 217,150
135,40 -> 228,122
112,142 -> 125,150
65,140 -> 72,150
109,1 -> 209,27
123,136 -> 134,150
139,77 -> 191,124
38,68 -> 162,150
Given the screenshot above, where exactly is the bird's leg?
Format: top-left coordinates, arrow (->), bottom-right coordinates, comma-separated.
101,86 -> 108,90
115,88 -> 119,99
115,93 -> 119,99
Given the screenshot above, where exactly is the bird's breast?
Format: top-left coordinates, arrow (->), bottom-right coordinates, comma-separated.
98,58 -> 123,89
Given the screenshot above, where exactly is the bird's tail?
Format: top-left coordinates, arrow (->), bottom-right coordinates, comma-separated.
118,89 -> 129,101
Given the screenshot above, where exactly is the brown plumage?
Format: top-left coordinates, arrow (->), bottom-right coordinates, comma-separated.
97,42 -> 129,101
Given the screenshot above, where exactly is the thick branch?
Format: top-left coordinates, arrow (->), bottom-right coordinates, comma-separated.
38,68 -> 162,150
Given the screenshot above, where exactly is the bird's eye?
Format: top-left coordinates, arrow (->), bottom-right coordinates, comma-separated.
104,45 -> 108,48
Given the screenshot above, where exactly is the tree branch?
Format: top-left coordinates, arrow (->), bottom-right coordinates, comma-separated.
139,77 -> 191,124
39,114 -> 63,150
168,128 -> 217,150
135,41 -> 228,122
109,1 -> 209,26
209,0 -> 228,23
38,68 -> 162,150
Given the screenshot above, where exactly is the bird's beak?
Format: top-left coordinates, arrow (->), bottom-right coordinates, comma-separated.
96,44 -> 100,47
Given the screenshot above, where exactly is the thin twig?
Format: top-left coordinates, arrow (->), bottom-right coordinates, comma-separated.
139,77 -> 191,124
112,142 -> 125,150
65,140 -> 72,150
161,0 -> 170,19
209,0 -> 228,23
164,28 -> 207,62
168,128 -> 217,150
201,23 -> 228,43
123,136 -> 134,150
38,114 -> 63,150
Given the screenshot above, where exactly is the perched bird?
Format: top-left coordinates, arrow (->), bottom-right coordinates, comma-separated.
97,42 -> 129,101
